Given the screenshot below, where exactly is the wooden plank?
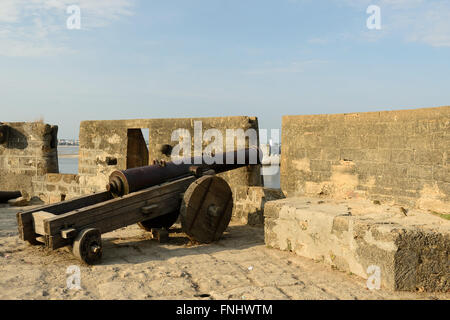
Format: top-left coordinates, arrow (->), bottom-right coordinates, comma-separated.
95,196 -> 180,234
47,195 -> 182,249
17,191 -> 111,241
48,190 -> 182,236
44,176 -> 195,236
49,191 -> 181,236
22,191 -> 111,216
31,211 -> 56,235
16,211 -> 32,241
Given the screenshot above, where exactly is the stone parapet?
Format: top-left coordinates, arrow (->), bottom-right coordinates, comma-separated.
264,197 -> 449,292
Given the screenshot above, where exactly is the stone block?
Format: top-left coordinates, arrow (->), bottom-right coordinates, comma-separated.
8,196 -> 30,207
321,148 -> 340,161
383,163 -> 409,178
432,133 -> 449,150
310,160 -> 331,172
414,120 -> 429,135
306,148 -> 322,160
406,136 -> 434,150
433,166 -> 450,183
232,187 -> 285,226
408,165 -> 433,180
339,135 -> 361,149
62,174 -> 79,184
360,135 -> 378,149
391,150 -> 414,164
415,150 -> 444,166
46,174 -> 62,183
264,197 -> 450,292
340,149 -> 366,161
320,136 -> 338,148
378,136 -> 407,149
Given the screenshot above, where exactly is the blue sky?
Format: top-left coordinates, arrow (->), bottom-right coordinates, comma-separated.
1,0 -> 450,139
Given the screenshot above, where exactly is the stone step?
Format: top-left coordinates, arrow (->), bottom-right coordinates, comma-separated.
264,197 -> 450,292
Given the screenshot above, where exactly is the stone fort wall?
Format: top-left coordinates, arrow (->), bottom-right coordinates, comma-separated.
0,122 -> 59,199
76,116 -> 262,195
2,117 -> 271,225
281,106 -> 450,214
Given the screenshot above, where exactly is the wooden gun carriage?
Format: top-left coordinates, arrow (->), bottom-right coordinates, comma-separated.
16,148 -> 261,264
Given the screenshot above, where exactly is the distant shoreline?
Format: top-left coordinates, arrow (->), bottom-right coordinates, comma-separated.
58,145 -> 79,158
59,154 -> 78,159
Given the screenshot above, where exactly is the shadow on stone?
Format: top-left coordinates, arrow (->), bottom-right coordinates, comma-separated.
99,224 -> 265,265
5,126 -> 28,150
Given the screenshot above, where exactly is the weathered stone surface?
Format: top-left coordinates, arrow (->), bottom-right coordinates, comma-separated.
8,197 -> 30,207
2,204 -> 448,300
77,116 -> 262,204
264,197 -> 450,292
34,173 -> 87,204
281,106 -> 450,214
0,122 -> 59,198
232,186 -> 285,226
2,117 -> 262,209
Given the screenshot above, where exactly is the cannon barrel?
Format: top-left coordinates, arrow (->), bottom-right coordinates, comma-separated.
107,147 -> 262,197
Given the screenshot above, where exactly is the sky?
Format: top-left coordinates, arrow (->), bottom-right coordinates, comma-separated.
1,0 -> 450,139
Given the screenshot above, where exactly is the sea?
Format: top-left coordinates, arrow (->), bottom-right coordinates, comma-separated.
58,146 -> 79,175
57,146 -> 280,189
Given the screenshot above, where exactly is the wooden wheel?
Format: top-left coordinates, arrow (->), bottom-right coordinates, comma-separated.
180,176 -> 233,243
137,209 -> 180,231
72,228 -> 102,265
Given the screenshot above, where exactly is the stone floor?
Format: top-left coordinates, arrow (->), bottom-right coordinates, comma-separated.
0,204 -> 448,300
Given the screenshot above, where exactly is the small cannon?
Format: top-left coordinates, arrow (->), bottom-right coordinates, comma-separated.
16,147 -> 261,264
0,191 -> 22,203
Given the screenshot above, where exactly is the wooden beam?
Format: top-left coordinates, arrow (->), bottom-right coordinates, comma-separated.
47,194 -> 183,249
17,191 -> 111,242
31,211 -> 56,236
61,228 -> 77,239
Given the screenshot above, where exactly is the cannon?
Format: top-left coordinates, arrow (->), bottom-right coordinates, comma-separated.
16,147 -> 261,264
0,191 -> 22,203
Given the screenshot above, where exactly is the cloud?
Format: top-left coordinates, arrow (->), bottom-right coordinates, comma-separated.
307,37 -> 330,45
0,0 -> 21,23
301,0 -> 450,48
244,60 -> 329,75
0,0 -> 135,57
400,2 -> 450,47
362,0 -> 450,47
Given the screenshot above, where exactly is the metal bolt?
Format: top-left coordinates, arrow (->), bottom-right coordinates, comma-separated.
90,245 -> 101,254
207,204 -> 222,217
